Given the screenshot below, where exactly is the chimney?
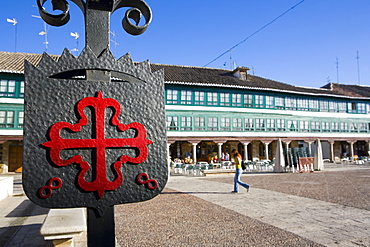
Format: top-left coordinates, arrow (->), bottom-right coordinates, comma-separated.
232,67 -> 250,81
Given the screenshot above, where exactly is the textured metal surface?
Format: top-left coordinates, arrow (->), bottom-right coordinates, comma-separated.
23,48 -> 167,215
36,0 -> 152,35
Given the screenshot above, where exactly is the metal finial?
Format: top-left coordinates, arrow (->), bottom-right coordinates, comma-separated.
36,0 -> 152,35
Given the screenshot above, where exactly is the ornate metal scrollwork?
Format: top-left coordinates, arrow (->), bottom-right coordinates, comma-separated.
36,0 -> 152,35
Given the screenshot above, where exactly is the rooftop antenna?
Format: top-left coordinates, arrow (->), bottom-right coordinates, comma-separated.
32,15 -> 49,52
356,51 -> 360,85
109,31 -> 119,58
335,57 -> 339,84
6,18 -> 17,52
70,32 -> 79,56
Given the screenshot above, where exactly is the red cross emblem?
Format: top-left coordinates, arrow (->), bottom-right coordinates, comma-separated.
42,92 -> 153,199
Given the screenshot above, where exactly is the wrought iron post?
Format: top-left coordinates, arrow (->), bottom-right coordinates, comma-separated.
24,1 -> 166,247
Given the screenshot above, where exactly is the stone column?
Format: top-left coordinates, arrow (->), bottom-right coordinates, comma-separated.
350,141 -> 355,162
243,143 -> 249,161
264,142 -> 269,160
192,143 -> 198,164
307,141 -> 312,157
329,142 -> 334,162
217,143 -> 223,163
285,141 -> 292,171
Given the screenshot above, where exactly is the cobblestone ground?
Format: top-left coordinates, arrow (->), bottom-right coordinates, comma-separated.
115,188 -> 322,247
206,167 -> 370,211
113,166 -> 370,246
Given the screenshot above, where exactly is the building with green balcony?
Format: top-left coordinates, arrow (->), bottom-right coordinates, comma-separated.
1,51 -> 370,171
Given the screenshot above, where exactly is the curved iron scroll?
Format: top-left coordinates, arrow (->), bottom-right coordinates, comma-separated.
36,0 -> 152,35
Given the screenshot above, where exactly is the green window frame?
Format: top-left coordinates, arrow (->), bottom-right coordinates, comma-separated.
275,97 -> 284,109
220,117 -> 231,131
233,118 -> 243,131
255,95 -> 264,108
207,117 -> 218,130
166,89 -> 178,104
309,99 -> 319,111
195,117 -> 205,131
244,94 -> 253,107
300,120 -> 309,132
180,90 -> 192,105
256,118 -> 265,131
220,93 -> 230,106
319,101 -> 328,112
166,116 -> 178,130
207,92 -> 218,106
277,119 -> 285,131
332,122 -> 339,132
245,118 -> 254,131
266,119 -> 275,131
311,121 -> 320,132
0,79 -> 16,97
266,96 -> 274,109
0,110 -> 14,128
194,91 -> 205,105
181,116 -> 192,130
18,111 -> 24,128
232,94 -> 242,107
341,122 -> 349,132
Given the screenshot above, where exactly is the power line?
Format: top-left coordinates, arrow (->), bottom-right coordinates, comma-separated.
203,0 -> 306,67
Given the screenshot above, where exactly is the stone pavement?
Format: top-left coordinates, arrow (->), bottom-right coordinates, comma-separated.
1,164 -> 370,246
166,173 -> 370,247
0,174 -> 51,247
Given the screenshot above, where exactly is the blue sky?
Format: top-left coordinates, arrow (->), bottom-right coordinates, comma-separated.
1,0 -> 370,88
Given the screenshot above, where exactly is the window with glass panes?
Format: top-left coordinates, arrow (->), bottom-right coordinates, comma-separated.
244,94 -> 253,107
350,123 -> 358,132
266,119 -> 275,131
332,122 -> 339,132
207,117 -> 218,130
194,91 -> 205,105
220,117 -> 231,131
220,93 -> 230,106
266,96 -> 274,108
298,99 -> 308,110
319,101 -> 328,111
277,119 -> 285,131
207,92 -> 218,105
256,119 -> 265,130
233,118 -> 242,131
232,94 -> 242,107
311,121 -> 320,132
359,123 -> 367,132
255,95 -> 264,108
300,120 -> 309,132
340,122 -> 348,132
322,122 -> 330,132
0,111 -> 14,128
195,117 -> 205,130
0,80 -> 16,97
338,102 -> 347,112
329,101 -> 338,112
288,120 -> 298,131
166,90 -> 178,104
309,99 -> 319,111
18,111 -> 24,128
20,81 -> 24,97
348,103 -> 356,113
275,97 -> 284,109
245,118 -> 254,131
180,90 -> 192,104
286,97 -> 296,109
181,116 -> 192,130
166,116 -> 178,130
358,103 -> 366,114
